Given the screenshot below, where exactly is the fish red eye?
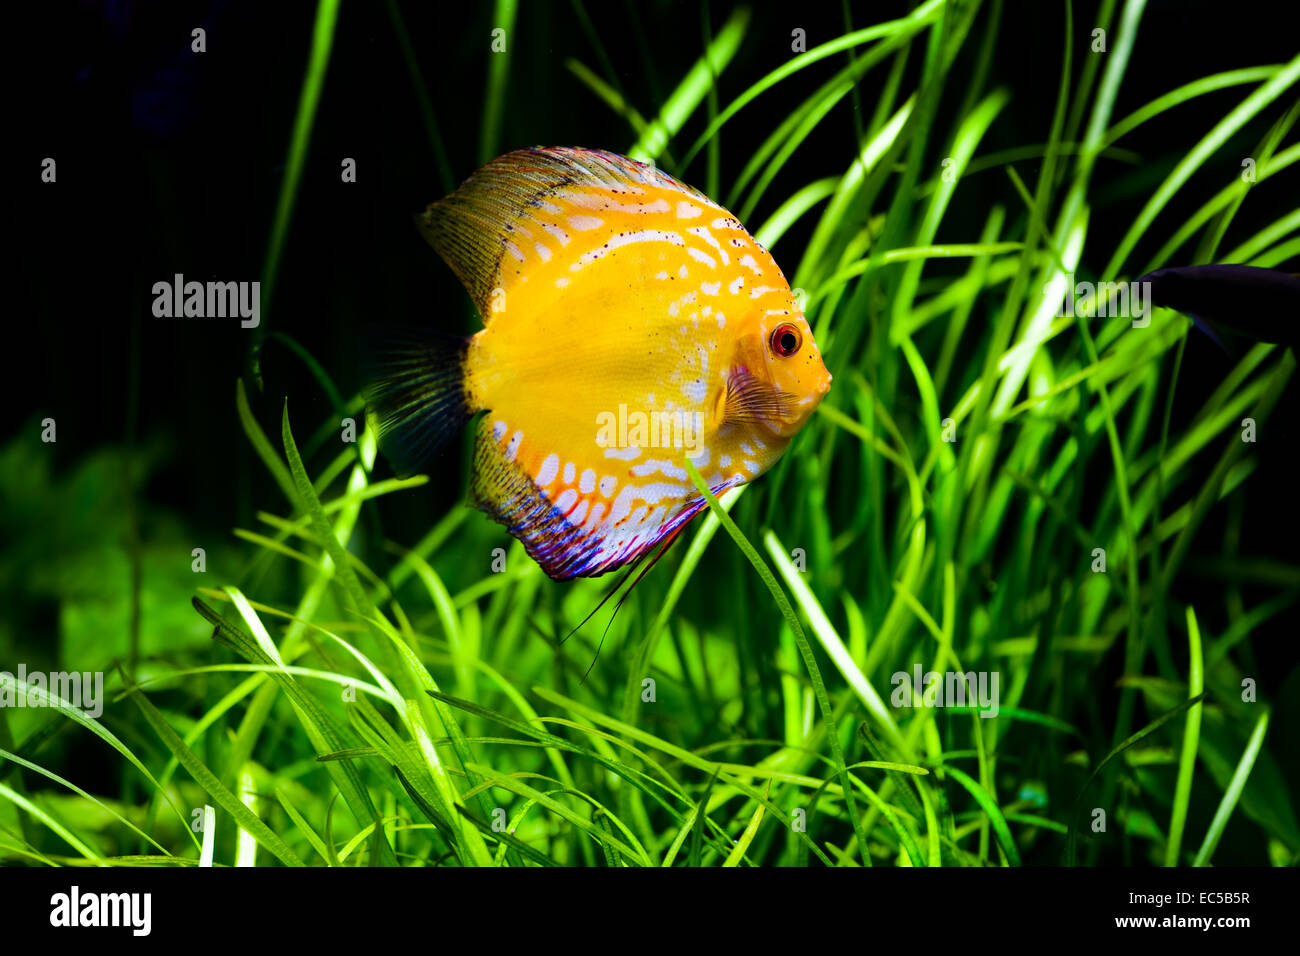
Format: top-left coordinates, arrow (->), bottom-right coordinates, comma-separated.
770,322 -> 802,357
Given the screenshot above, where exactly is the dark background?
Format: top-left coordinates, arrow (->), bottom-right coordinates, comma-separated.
7,0 -> 1300,846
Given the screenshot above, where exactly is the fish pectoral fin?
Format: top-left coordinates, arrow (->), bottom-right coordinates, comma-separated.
723,368 -> 796,426
363,325 -> 472,477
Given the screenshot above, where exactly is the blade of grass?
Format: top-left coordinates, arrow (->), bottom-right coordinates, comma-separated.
1192,710 -> 1271,866
123,675 -> 304,867
628,6 -> 750,162
1165,605 -> 1204,865
479,0 -> 519,164
942,765 -> 1021,866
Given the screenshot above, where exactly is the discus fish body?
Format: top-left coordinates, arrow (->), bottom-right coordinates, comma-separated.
366,147 -> 831,580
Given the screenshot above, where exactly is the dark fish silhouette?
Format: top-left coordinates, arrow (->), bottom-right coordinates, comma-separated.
1138,264 -> 1300,352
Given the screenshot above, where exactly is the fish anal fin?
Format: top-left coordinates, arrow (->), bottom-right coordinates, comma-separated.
469,419 -> 736,580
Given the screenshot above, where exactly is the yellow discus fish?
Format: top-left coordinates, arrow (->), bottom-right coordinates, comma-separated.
365,147 -> 831,580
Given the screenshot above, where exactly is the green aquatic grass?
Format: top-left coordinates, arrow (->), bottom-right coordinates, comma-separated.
479,0 -> 519,165
1165,606 -> 1203,866
3,0 -> 1298,867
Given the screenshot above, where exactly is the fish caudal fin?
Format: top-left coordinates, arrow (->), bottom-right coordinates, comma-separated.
363,326 -> 473,477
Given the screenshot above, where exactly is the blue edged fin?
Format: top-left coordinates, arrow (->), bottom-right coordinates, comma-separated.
467,418 -> 741,580
363,326 -> 471,477
1188,313 -> 1233,358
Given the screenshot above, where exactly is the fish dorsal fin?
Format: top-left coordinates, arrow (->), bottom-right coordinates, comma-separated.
417,147 -> 714,322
